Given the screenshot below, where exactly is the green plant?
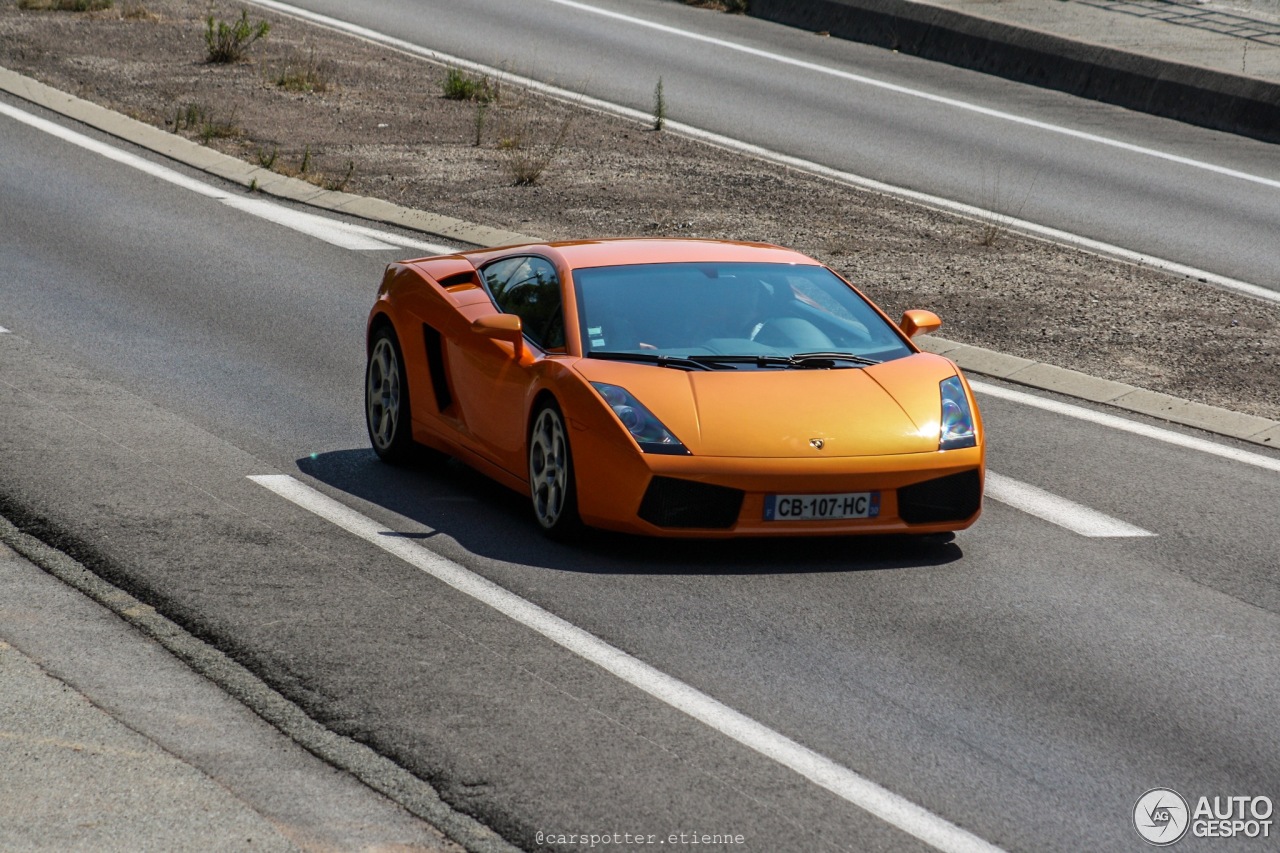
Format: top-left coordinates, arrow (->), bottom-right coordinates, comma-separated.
653,77 -> 666,131
299,144 -> 312,175
443,67 -> 499,103
255,146 -> 278,169
205,9 -> 270,64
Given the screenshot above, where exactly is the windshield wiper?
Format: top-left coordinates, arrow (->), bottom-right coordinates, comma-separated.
790,351 -> 881,367
686,353 -> 880,369
587,351 -> 723,371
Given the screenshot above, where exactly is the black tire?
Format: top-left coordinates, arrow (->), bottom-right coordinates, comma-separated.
365,324 -> 416,464
527,400 -> 583,539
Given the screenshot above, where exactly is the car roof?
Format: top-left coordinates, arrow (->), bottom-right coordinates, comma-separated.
455,238 -> 822,271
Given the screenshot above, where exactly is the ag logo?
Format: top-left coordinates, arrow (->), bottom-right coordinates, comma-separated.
1134,788 -> 1190,846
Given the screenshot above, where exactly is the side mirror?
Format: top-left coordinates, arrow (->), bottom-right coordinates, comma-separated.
899,309 -> 942,339
472,314 -> 524,358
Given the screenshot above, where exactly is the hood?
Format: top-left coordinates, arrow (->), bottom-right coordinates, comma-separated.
574,353 -> 958,457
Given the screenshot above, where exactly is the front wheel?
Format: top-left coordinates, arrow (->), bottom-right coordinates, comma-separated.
528,401 -> 582,539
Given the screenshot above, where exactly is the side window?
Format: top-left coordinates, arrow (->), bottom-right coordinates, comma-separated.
481,256 -> 565,350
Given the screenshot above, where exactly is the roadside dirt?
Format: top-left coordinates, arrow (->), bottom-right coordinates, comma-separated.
2,0 -> 1278,420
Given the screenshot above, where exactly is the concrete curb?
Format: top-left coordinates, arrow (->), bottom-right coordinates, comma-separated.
1,65 -> 1275,449
749,0 -> 1280,143
916,335 -> 1279,446
0,65 -> 536,250
0,513 -> 519,853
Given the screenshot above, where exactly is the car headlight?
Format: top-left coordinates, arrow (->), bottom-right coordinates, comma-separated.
591,383 -> 689,455
939,376 -> 977,450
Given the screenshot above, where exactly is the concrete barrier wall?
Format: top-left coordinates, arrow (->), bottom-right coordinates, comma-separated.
749,0 -> 1280,142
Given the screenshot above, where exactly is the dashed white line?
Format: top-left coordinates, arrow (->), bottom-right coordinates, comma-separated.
249,473 -> 1005,853
984,472 -> 1154,537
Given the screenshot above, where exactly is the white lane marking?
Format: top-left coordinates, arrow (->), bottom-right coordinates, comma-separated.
0,101 -> 457,254
0,326 -> 9,334
985,472 -> 1154,537
248,0 -> 1278,305
540,0 -> 1280,191
972,381 -> 1280,474
249,473 -> 1004,853
220,196 -> 394,251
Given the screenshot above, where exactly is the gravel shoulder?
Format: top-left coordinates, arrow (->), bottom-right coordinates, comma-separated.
2,0 -> 1277,420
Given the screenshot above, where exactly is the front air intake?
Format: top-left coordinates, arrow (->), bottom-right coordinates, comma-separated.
638,477 -> 744,529
897,469 -> 982,524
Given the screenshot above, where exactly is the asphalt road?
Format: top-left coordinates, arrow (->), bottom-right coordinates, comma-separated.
3,81 -> 1280,853
264,0 -> 1280,294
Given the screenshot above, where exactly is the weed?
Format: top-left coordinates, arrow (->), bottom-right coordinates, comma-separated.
299,144 -> 312,175
653,77 -> 666,131
172,102 -> 207,132
255,146 -> 278,169
977,218 -> 1008,248
684,0 -> 748,12
324,160 -> 355,192
205,9 -> 270,64
443,67 -> 499,103
199,111 -> 240,142
121,1 -> 155,19
171,102 -> 239,142
17,0 -> 113,10
473,101 -> 489,146
272,47 -> 332,93
495,106 -> 573,186
976,161 -> 1037,248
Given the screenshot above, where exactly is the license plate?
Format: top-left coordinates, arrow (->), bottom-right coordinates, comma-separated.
764,491 -> 880,521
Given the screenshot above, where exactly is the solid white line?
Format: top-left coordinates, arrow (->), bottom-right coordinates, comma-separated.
537,0 -> 1280,191
984,472 -> 1154,537
972,381 -> 1280,474
247,0 -> 1278,305
248,473 -> 1005,853
0,101 -> 456,254
0,326 -> 9,334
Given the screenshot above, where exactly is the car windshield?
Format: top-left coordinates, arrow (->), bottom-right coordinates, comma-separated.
573,261 -> 913,366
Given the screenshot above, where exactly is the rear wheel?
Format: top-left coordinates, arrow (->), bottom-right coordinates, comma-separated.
528,401 -> 582,538
366,325 -> 415,464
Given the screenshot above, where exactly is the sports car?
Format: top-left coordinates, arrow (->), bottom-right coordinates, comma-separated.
365,238 -> 983,538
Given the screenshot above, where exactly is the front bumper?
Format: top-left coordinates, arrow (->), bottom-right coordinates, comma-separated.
574,440 -> 984,537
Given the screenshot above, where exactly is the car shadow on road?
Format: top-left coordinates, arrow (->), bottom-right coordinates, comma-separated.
296,449 -> 965,575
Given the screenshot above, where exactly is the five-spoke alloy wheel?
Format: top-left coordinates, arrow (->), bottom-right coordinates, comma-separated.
366,326 -> 414,463
528,401 -> 581,538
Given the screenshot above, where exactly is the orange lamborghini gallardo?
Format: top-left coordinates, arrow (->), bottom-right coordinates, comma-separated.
365,239 -> 984,539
